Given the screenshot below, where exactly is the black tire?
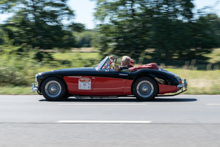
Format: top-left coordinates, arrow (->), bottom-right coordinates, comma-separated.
41,77 -> 67,101
132,77 -> 158,101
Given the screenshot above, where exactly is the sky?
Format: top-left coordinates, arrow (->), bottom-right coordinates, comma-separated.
0,0 -> 219,29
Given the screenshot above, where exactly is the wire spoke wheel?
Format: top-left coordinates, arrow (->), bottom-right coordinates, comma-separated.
41,77 -> 67,101
136,81 -> 154,98
133,77 -> 158,101
45,81 -> 62,98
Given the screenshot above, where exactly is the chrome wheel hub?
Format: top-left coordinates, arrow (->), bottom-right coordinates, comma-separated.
50,86 -> 57,92
45,81 -> 62,98
137,80 -> 154,98
142,86 -> 148,92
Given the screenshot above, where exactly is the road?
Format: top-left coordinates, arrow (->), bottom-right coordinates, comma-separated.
0,95 -> 220,147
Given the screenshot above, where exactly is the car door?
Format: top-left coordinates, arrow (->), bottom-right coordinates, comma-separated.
92,70 -> 128,95
63,76 -> 96,95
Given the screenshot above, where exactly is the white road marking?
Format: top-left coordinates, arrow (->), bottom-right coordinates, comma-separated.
58,103 -> 146,106
57,120 -> 152,124
206,104 -> 220,105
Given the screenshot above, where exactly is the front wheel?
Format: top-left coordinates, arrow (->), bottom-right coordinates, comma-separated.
132,77 -> 158,101
41,77 -> 67,101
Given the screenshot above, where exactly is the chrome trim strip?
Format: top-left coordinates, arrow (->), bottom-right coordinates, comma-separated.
68,76 -> 82,78
156,89 -> 187,97
119,74 -> 128,76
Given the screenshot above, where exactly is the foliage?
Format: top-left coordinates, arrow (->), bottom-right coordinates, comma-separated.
74,30 -> 97,47
0,0 -> 84,50
0,45 -> 220,95
93,0 -> 219,62
0,28 -> 4,44
199,14 -> 220,47
0,44 -> 36,86
0,45 -> 99,86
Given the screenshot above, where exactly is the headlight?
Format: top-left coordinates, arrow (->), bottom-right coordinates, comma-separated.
35,73 -> 42,82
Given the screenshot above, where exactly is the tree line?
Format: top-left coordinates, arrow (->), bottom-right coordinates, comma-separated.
0,0 -> 220,63
93,0 -> 220,63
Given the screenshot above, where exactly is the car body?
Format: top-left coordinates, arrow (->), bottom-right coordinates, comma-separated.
32,56 -> 187,101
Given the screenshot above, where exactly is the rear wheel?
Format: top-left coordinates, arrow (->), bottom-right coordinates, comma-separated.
132,77 -> 158,101
41,77 -> 67,101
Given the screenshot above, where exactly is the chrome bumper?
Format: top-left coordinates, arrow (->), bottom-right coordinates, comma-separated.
32,83 -> 38,93
157,79 -> 187,97
177,79 -> 187,89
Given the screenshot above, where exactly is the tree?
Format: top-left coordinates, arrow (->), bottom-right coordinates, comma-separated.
93,0 -> 219,63
203,14 -> 220,47
74,30 -> 96,47
187,14 -> 219,58
93,0 -> 196,61
145,0 -> 194,61
0,0 -> 84,50
0,27 -> 4,44
94,0 -> 152,61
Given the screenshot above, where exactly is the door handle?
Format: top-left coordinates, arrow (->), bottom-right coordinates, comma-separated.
119,74 -> 128,76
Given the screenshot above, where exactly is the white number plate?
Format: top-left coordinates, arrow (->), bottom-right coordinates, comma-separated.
78,77 -> 91,90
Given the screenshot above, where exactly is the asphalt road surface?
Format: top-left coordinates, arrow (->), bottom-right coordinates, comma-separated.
0,95 -> 220,147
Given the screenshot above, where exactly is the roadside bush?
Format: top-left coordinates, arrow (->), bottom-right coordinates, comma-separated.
83,58 -> 98,67
0,45 -> 41,86
0,46 -> 98,86
33,51 -> 54,62
0,66 -> 28,86
74,30 -> 97,47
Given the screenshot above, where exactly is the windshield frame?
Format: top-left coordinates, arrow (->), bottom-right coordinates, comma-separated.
95,56 -> 109,71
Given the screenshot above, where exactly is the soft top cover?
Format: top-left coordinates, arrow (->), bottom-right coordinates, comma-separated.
129,63 -> 159,72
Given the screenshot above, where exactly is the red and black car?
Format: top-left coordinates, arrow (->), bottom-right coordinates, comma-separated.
32,56 -> 187,101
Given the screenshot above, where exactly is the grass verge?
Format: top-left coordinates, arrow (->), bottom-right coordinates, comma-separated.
166,69 -> 220,94
0,86 -> 37,95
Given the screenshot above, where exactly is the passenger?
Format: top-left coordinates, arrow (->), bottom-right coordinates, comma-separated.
110,56 -> 134,71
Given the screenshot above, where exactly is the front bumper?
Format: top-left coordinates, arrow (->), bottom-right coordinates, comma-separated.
157,79 -> 187,97
177,79 -> 188,89
32,83 -> 38,93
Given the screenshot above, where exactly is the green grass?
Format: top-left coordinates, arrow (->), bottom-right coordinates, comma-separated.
166,68 -> 220,94
205,48 -> 220,63
53,52 -> 100,61
0,86 -> 36,95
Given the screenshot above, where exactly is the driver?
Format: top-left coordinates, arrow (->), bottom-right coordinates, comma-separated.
110,56 -> 134,71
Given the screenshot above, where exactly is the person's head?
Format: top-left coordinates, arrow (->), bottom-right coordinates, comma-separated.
121,56 -> 131,66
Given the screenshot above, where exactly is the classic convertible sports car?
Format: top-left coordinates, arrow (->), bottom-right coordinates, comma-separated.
32,56 -> 187,101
